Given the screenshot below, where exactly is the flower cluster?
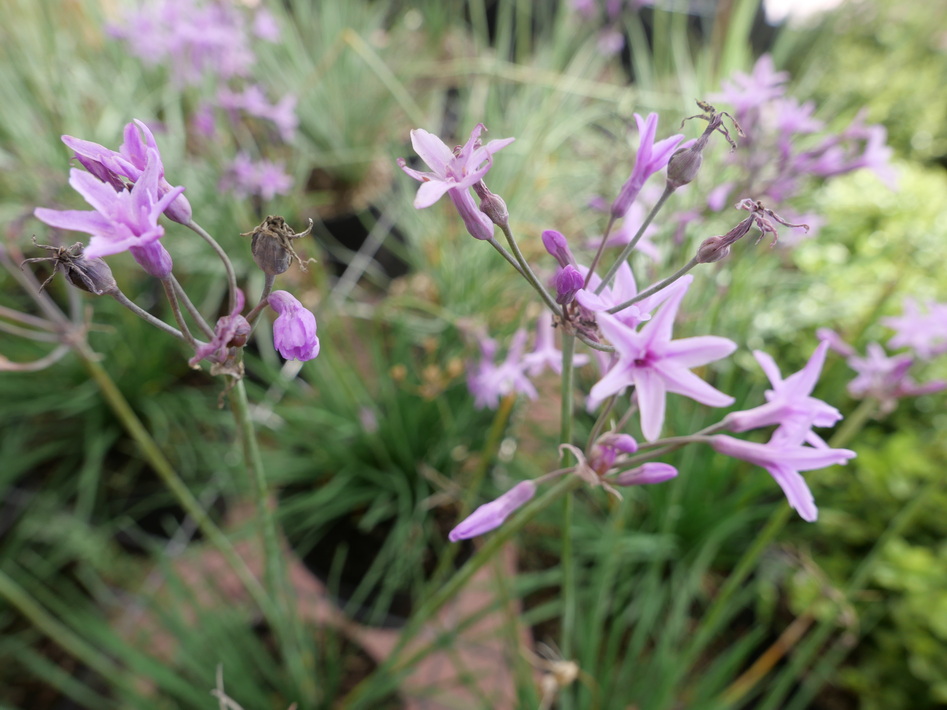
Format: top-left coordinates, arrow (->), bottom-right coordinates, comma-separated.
30,120 -> 320,373
398,104 -> 864,538
709,55 -> 895,239
108,0 -> 296,201
818,297 -> 947,415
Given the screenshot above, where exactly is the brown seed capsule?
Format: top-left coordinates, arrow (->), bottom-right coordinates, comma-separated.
242,216 -> 314,275
20,241 -> 118,295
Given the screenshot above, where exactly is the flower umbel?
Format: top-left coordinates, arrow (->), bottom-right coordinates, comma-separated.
34,149 -> 183,277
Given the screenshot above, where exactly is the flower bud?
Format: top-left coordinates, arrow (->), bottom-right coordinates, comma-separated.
665,147 -> 703,190
612,462 -> 678,487
243,215 -> 313,275
541,229 -> 576,268
129,241 -> 173,279
553,265 -> 585,305
473,181 -> 509,229
448,481 -> 536,542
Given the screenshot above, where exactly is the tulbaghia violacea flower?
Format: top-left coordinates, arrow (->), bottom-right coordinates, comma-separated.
588,276 -> 736,440
611,113 -> 684,218
267,290 -> 320,361
448,481 -> 536,541
397,124 -> 514,240
220,153 -> 293,201
724,341 -> 841,441
845,343 -> 946,415
881,298 -> 947,359
63,119 -> 192,224
189,290 -> 250,367
467,329 -> 538,410
711,427 -> 856,522
34,149 -> 183,278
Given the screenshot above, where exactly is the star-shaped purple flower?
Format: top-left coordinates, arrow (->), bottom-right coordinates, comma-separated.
398,124 -> 514,240
34,149 -> 183,277
712,426 -> 856,522
588,275 -> 736,440
724,341 -> 841,442
62,119 -> 192,224
610,113 -> 684,218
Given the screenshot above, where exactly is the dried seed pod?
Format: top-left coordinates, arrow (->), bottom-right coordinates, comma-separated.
242,215 -> 314,275
21,240 -> 118,295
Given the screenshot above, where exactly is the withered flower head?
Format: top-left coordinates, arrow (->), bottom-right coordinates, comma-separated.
242,215 -> 314,275
20,240 -> 118,296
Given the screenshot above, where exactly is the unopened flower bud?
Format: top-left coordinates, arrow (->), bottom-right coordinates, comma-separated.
541,229 -> 576,268
448,481 -> 536,542
666,147 -> 703,190
554,265 -> 584,305
612,462 -> 678,487
21,241 -> 118,296
473,181 -> 509,229
448,189 -> 494,240
243,215 -> 314,275
130,241 -> 173,279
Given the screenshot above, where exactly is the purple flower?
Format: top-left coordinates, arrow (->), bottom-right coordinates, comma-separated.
611,113 -> 684,218
189,289 -> 250,366
34,149 -> 183,277
561,434 -> 677,499
588,276 -> 736,440
220,153 -> 294,201
62,119 -> 192,224
218,85 -> 298,142
397,124 -> 514,240
110,0 -> 255,87
268,290 -> 320,361
554,265 -> 585,305
612,462 -> 678,487
711,429 -> 856,522
542,229 -> 577,268
846,343 -> 946,415
724,341 -> 841,441
881,298 -> 947,359
467,329 -> 538,409
713,54 -> 789,117
448,481 -> 536,542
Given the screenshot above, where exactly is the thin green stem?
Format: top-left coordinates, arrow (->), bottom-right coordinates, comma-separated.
498,223 -> 562,317
170,274 -> 215,338
596,186 -> 674,294
110,290 -> 185,341
227,375 -> 314,699
188,220 -> 239,313
245,274 -> 276,326
161,278 -> 196,346
607,256 -> 700,314
73,340 -> 270,611
559,333 -> 577,661
584,214 -> 617,288
486,235 -> 526,276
